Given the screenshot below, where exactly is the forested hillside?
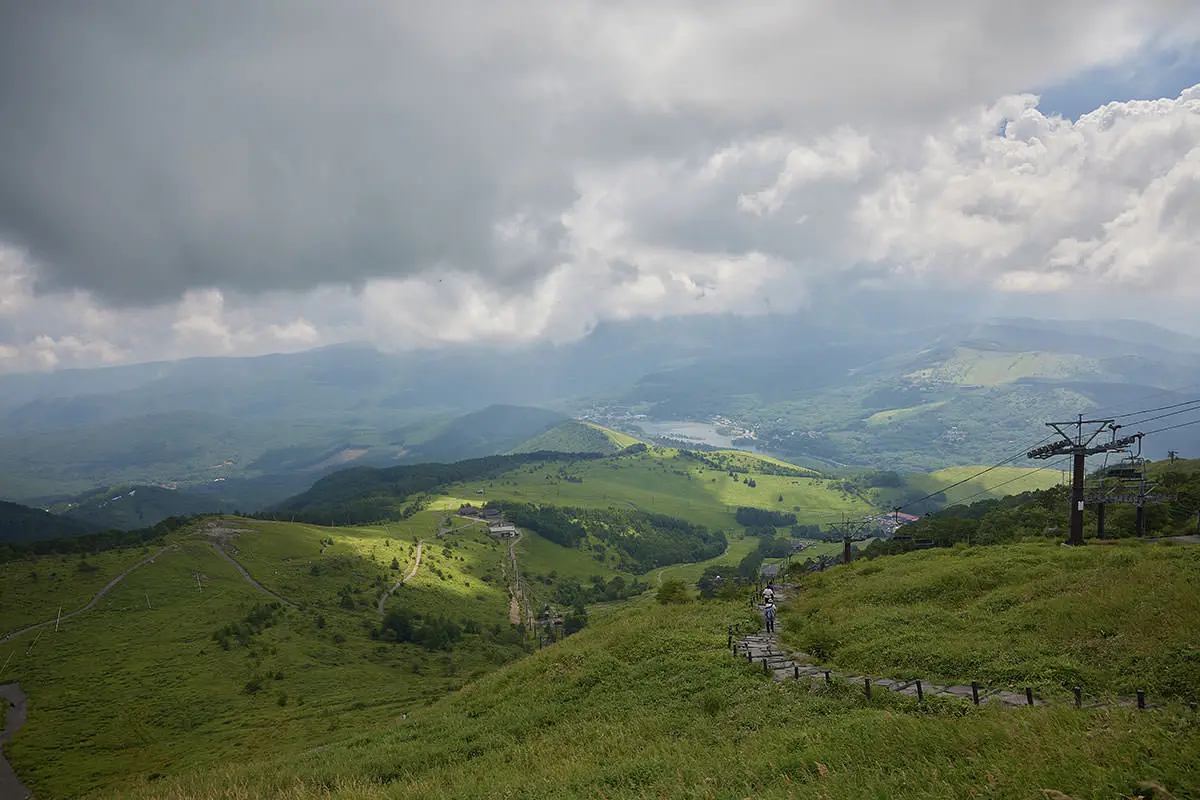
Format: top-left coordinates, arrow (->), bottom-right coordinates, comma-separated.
485,501 -> 726,572
0,500 -> 95,543
866,458 -> 1200,556
268,452 -> 603,524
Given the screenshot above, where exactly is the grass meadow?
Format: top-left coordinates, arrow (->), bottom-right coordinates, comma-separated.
115,594 -> 1200,800
0,515 -> 526,799
435,447 -> 874,531
781,539 -> 1200,701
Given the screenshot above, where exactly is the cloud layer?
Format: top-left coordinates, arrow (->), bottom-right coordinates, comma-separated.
1,1 -> 1198,371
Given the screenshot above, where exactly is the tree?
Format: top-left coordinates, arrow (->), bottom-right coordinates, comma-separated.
657,578 -> 692,604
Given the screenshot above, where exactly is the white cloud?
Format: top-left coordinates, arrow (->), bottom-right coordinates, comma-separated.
1,2 -> 1200,372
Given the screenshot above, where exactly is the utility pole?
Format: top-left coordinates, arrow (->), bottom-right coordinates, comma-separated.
1028,416 -> 1138,546
829,518 -> 872,563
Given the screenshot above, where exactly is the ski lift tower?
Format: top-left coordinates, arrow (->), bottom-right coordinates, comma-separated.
1027,416 -> 1139,546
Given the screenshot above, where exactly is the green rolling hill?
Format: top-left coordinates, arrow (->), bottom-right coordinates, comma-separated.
92,540 -> 1200,800
510,421 -> 641,455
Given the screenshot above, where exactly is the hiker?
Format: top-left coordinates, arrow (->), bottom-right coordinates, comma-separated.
764,601 -> 777,633
762,583 -> 775,603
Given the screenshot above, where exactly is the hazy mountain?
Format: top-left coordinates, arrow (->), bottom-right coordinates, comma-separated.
2,313 -> 1198,503
0,500 -> 97,543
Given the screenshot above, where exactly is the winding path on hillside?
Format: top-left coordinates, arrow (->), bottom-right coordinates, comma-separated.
0,682 -> 33,799
207,543 -> 297,609
377,516 -> 483,616
0,546 -> 173,644
378,539 -> 424,616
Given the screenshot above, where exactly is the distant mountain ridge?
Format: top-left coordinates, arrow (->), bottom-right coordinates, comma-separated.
3,314 -> 1200,503
0,499 -> 96,543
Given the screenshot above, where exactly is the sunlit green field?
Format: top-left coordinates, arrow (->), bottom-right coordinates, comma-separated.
435,448 -> 872,531
875,464 -> 1064,508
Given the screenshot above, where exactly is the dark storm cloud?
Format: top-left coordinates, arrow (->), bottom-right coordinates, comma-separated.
1,0 -> 1197,311
0,1 -> 586,304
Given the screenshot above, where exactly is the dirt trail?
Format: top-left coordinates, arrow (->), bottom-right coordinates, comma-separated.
0,546 -> 172,644
207,543 -> 297,608
378,539 -> 424,616
377,516 -> 480,616
0,682 -> 33,799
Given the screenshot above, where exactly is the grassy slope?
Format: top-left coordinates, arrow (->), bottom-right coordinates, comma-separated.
0,548 -> 151,635
586,422 -> 642,449
864,400 -> 947,425
1,515 -> 525,800
875,465 -> 1065,507
781,540 -> 1200,699
434,448 -> 871,532
907,348 -> 1099,386
509,421 -> 621,455
120,595 -> 1199,800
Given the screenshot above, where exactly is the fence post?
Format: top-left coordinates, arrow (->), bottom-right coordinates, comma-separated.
1025,687 -> 1033,706
794,665 -> 799,680
824,670 -> 831,684
764,659 -> 770,676
728,632 -> 733,650
971,681 -> 980,706
916,680 -> 923,702
865,678 -> 872,700
746,651 -> 752,664
1073,686 -> 1082,708
1137,690 -> 1145,710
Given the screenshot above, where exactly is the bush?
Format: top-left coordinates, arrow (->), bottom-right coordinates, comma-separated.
656,579 -> 692,604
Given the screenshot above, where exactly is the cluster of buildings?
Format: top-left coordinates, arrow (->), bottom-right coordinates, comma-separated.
457,504 -> 519,538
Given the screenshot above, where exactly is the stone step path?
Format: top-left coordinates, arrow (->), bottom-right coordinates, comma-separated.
733,588 -> 1179,712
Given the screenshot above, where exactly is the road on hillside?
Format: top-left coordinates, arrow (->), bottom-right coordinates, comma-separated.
0,682 -> 33,799
207,543 -> 297,609
0,546 -> 173,644
377,516 -> 481,616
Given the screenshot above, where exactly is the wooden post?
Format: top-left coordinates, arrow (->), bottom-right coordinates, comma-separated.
746,651 -> 752,664
1073,686 -> 1082,708
824,670 -> 831,684
865,678 -> 872,700
763,659 -> 769,675
1025,687 -> 1033,706
794,665 -> 799,680
916,680 -> 923,702
1137,690 -> 1145,710
971,681 -> 980,705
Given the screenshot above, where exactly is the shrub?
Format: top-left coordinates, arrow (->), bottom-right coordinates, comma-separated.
656,579 -> 692,604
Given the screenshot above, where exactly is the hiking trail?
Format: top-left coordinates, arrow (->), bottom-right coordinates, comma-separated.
733,584 -> 1154,711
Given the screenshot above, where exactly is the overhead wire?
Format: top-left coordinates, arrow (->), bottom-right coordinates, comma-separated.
1113,404 -> 1200,429
929,456 -> 1072,510
1088,380 -> 1200,418
1112,398 -> 1200,420
1140,416 -> 1200,437
890,432 -> 1059,514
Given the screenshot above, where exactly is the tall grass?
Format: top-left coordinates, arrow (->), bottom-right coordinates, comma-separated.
115,596 -> 1199,800
782,540 -> 1200,701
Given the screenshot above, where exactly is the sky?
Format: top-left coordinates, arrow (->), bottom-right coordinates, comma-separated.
1,0 -> 1199,373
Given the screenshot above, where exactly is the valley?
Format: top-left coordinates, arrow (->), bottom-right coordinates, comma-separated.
2,317 -> 1199,798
